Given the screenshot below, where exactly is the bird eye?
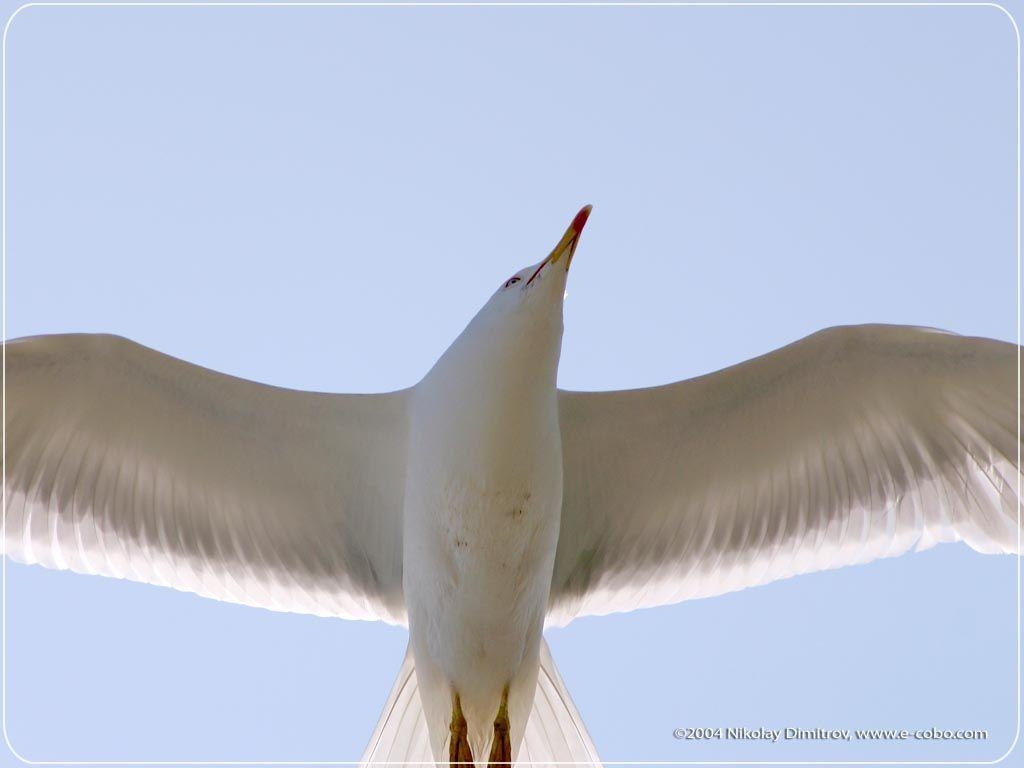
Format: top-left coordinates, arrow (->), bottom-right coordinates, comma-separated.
504,276 -> 521,288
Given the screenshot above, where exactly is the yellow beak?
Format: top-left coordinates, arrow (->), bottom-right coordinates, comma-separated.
526,205 -> 592,287
549,204 -> 592,268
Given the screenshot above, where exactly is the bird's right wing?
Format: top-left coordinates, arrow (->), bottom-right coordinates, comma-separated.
549,324 -> 1020,627
4,333 -> 409,624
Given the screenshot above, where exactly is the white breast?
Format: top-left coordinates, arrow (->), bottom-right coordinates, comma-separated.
401,376 -> 564,759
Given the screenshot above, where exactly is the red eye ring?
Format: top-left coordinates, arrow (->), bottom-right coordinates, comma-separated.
504,276 -> 521,288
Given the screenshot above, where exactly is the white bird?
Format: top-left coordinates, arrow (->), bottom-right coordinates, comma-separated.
3,206 -> 1020,766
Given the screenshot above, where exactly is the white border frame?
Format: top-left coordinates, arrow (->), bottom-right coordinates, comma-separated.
1,2 -> 1019,765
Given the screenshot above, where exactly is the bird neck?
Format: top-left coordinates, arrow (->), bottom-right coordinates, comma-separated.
410,314 -> 563,478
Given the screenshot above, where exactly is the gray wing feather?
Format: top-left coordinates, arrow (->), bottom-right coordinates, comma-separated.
549,324 -> 1020,626
4,333 -> 409,624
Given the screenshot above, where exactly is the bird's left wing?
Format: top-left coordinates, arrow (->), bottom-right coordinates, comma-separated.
547,324 -> 1020,627
4,333 -> 409,624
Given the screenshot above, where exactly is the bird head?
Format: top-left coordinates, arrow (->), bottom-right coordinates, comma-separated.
489,204 -> 591,312
472,204 -> 590,348
420,205 -> 592,400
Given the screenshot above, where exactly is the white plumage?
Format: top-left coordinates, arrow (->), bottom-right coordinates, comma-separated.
3,208 -> 1020,765
549,324 -> 1019,626
5,332 -> 409,625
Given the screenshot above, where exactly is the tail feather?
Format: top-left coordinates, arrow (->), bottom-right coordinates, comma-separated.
520,640 -> 602,765
361,639 -> 602,767
360,645 -> 432,765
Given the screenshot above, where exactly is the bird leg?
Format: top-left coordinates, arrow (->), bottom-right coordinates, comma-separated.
449,692 -> 475,767
486,685 -> 512,767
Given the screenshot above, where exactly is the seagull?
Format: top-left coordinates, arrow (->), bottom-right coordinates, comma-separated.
3,206 -> 1020,766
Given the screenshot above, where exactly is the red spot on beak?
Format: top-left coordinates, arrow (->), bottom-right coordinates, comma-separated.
526,205 -> 593,287
571,205 -> 592,235
567,204 -> 592,265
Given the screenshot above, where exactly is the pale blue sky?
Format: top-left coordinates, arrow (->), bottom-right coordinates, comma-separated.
1,3 -> 1020,765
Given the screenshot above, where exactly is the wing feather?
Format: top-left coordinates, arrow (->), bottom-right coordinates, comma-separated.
4,333 -> 409,624
548,324 -> 1020,626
